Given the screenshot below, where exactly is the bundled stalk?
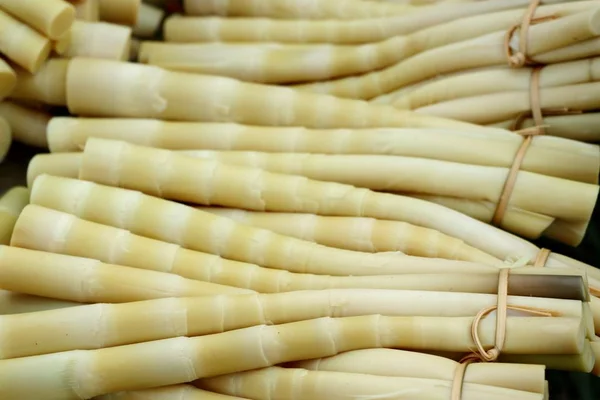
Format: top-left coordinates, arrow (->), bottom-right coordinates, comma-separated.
0,186 -> 28,244
193,207 -> 500,263
176,151 -> 598,236
182,0 -> 412,19
0,245 -> 251,302
0,58 -> 15,100
198,366 -> 543,400
97,0 -> 140,26
0,0 -> 75,40
0,290 -> 78,315
0,116 -> 9,162
0,314 -> 588,399
70,138 -> 592,269
0,101 -> 50,148
45,118 -> 600,184
0,285 -> 590,358
164,0 -> 577,44
64,58 -> 477,131
490,113 -> 600,142
63,21 -> 132,61
292,9 -> 600,99
8,59 -> 68,106
0,9 -> 51,73
290,349 -> 546,394
96,385 -> 247,400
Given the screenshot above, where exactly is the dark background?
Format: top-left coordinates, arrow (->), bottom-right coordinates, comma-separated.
1,141 -> 599,399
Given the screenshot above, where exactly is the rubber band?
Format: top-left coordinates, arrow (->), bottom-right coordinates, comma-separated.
503,0 -> 556,68
450,355 -> 480,400
533,248 -> 551,267
470,268 -> 553,362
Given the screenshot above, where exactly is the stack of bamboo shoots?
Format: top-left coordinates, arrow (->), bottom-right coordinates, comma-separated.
153,0 -> 600,141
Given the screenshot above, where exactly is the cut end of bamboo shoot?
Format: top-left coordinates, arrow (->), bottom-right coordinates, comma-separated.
0,59 -> 17,100
26,153 -> 82,188
65,21 -> 132,61
0,117 -> 11,162
98,0 -> 141,26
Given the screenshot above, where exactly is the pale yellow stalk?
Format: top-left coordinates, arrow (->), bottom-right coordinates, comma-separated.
97,385 -> 248,400
0,101 -> 49,148
489,113 -> 600,142
0,186 -> 28,245
291,348 -> 545,394
9,59 -> 68,106
98,0 -> 140,26
183,0 -> 411,18
293,10 -> 600,99
198,366 -> 543,400
195,207 -> 501,264
0,58 -> 15,100
0,9 -> 51,73
52,30 -> 72,55
0,315 -> 587,399
74,138 -> 584,267
74,0 -> 100,21
178,150 -> 599,224
0,245 -> 251,303
64,58 -> 483,131
64,21 -> 132,61
0,116 -> 9,162
0,287 -> 587,358
45,118 -> 600,184
132,2 -> 164,38
0,0 -> 75,39
0,290 -> 78,315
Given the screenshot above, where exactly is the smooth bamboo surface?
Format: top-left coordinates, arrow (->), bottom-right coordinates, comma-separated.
0,186 -> 27,245
291,349 -> 546,394
0,116 -> 9,162
9,58 -> 68,106
0,245 -> 251,303
0,9 -> 51,73
0,290 -> 78,315
293,9 -> 600,99
74,0 -> 100,21
0,315 -> 587,399
98,0 -> 140,26
0,0 -> 75,39
45,118 -> 600,184
74,139 -> 587,266
490,113 -> 600,142
179,150 -> 599,224
198,367 -> 543,400
97,385 -> 248,400
53,30 -> 72,55
0,288 -> 587,358
132,2 -> 164,38
64,58 -> 484,131
0,101 -> 50,148
64,21 -> 132,61
0,58 -> 15,99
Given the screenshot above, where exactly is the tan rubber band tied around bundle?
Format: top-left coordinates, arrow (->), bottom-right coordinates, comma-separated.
503,0 -> 556,68
470,268 -> 553,363
533,248 -> 551,268
450,355 -> 480,400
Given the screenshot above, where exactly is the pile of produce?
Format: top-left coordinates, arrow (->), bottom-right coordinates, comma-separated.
0,0 -> 598,399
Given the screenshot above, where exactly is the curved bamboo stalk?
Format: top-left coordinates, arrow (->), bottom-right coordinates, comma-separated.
489,113 -> 600,142
183,0 -> 412,19
0,116 -> 9,162
164,0 -> 589,44
97,385 -> 248,400
194,206 -> 501,264
0,290 -> 78,315
0,101 -> 50,148
293,9 -> 600,99
0,245 -> 251,302
414,81 -> 600,125
0,58 -> 15,100
44,118 -> 600,184
0,287 -> 586,358
290,349 -> 546,394
176,150 -> 599,224
72,138 -> 593,270
9,58 -> 68,106
0,315 -> 587,399
0,186 -> 28,245
198,366 -> 543,400
0,0 -> 75,39
65,58 -> 475,130
0,9 -> 51,73
392,57 -> 600,110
